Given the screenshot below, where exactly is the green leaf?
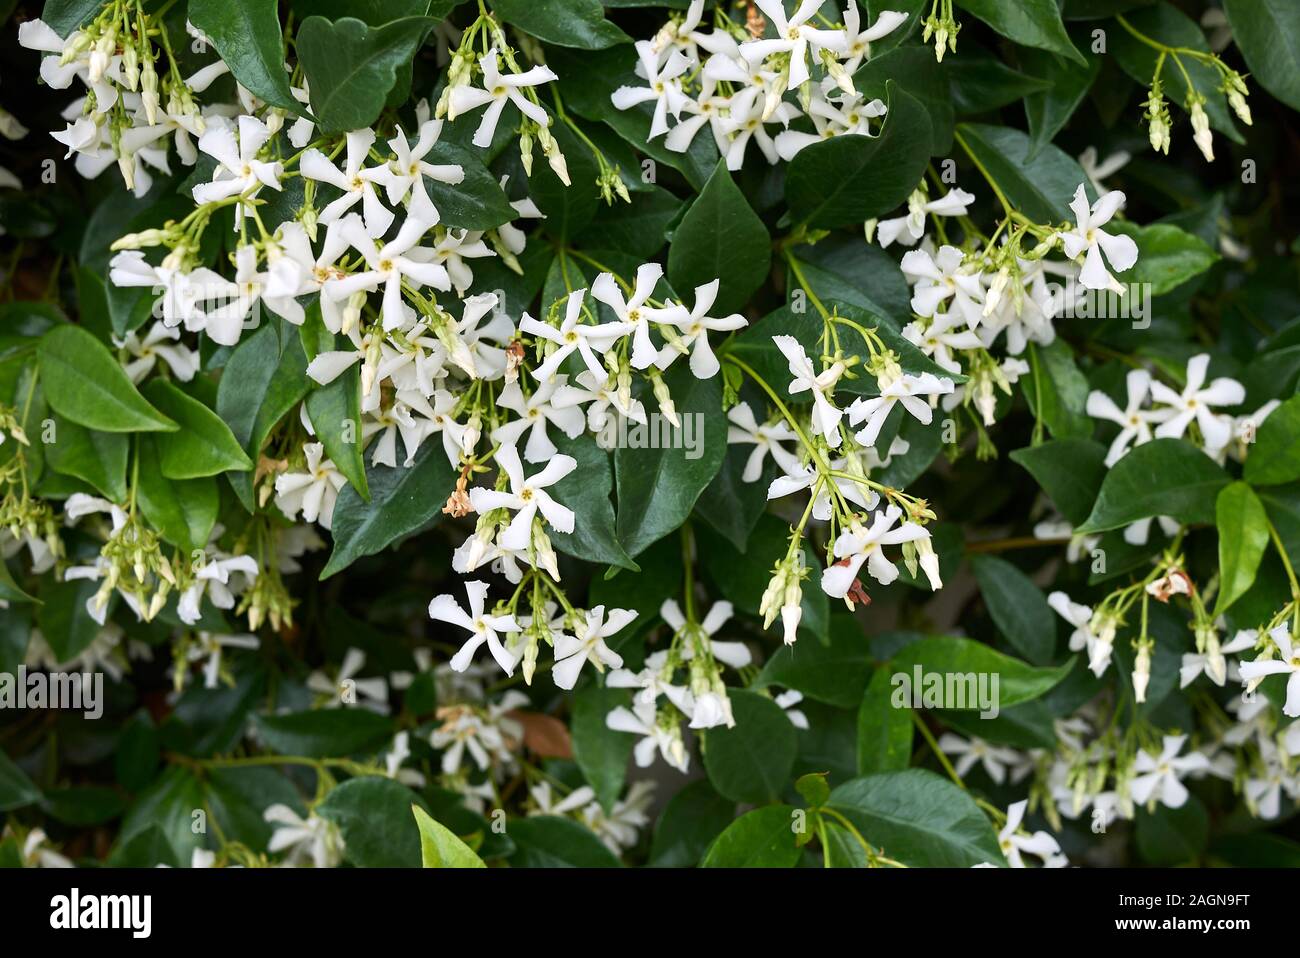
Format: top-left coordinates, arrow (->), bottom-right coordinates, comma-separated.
506,816 -> 621,867
1214,482 -> 1269,617
549,432 -> 636,571
317,777 -> 425,867
0,750 -> 41,812
1246,395 -> 1300,486
955,0 -> 1085,63
955,122 -> 1088,224
304,368 -> 368,500
1024,339 -> 1092,439
1022,45 -> 1101,157
421,142 -> 517,231
37,325 -> 176,433
412,805 -> 487,868
45,413 -> 127,501
889,636 -> 1074,709
946,52 -> 1053,115
1077,437 -> 1230,533
320,441 -> 458,579
204,766 -> 303,853
854,45 -> 953,155
135,435 -> 219,552
37,577 -> 104,662
1105,222 -> 1218,295
113,767 -> 205,866
40,1 -> 107,34
827,769 -> 1002,867
852,665 -> 915,779
488,0 -> 630,49
0,558 -> 37,605
648,780 -> 735,867
700,804 -> 801,867
614,366 -> 726,557
667,159 -> 771,315
142,379 -> 253,479
1136,796 -> 1208,865
251,709 -> 395,758
216,322 -> 311,511
756,614 -> 870,707
188,0 -> 305,115
785,82 -> 932,229
297,16 -> 437,134
1010,437 -> 1108,526
1223,0 -> 1300,111
970,555 -> 1055,664
702,689 -> 797,804
571,686 -> 633,811
795,772 -> 831,808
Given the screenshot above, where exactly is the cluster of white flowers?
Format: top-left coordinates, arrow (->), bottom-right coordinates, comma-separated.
611,0 -> 907,169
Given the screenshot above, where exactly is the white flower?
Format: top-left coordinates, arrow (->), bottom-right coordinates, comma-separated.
652,279 -> 748,378
773,334 -> 844,446
1078,146 -> 1131,198
467,442 -> 577,549
520,288 -> 632,383
775,688 -> 809,729
901,310 -> 982,374
1086,367 -> 1159,466
178,554 -> 258,625
553,606 -> 634,690
901,245 -> 985,328
611,41 -> 692,138
307,647 -> 389,711
115,322 -> 198,383
324,211 -> 450,331
529,781 -> 596,816
822,505 -> 930,597
428,580 -> 523,675
1239,624 -> 1300,717
1056,183 -> 1138,292
997,800 -> 1065,867
274,442 -> 346,529
21,829 -> 73,868
192,116 -> 283,226
839,4 -> 909,72
1150,353 -> 1244,453
1130,735 -> 1210,808
877,187 -> 975,248
847,372 -> 953,447
1047,591 -> 1115,677
376,119 -> 465,223
448,48 -> 557,148
187,632 -> 260,689
590,263 -> 670,370
552,369 -> 647,433
726,401 -> 800,481
939,733 -> 1019,784
264,805 -> 344,868
742,0 -> 848,89
661,598 -> 752,670
299,128 -> 394,238
581,780 -> 655,853
491,377 -> 587,463
607,699 -> 690,772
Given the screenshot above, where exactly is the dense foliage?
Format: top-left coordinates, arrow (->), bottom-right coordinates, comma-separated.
1,0 -> 1299,869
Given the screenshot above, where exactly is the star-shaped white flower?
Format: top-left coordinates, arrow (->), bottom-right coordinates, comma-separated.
428,580 -> 523,675
1056,183 -> 1138,292
773,334 -> 844,446
467,442 -> 577,550
1149,353 -> 1244,453
448,48 -> 558,148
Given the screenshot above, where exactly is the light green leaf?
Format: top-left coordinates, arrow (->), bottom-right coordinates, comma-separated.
1214,481 -> 1269,617
700,804 -> 801,867
143,379 -> 253,479
856,667 -> 913,775
1245,394 -> 1300,486
38,325 -> 176,433
412,804 -> 487,868
889,636 -> 1074,709
827,769 -> 1003,867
